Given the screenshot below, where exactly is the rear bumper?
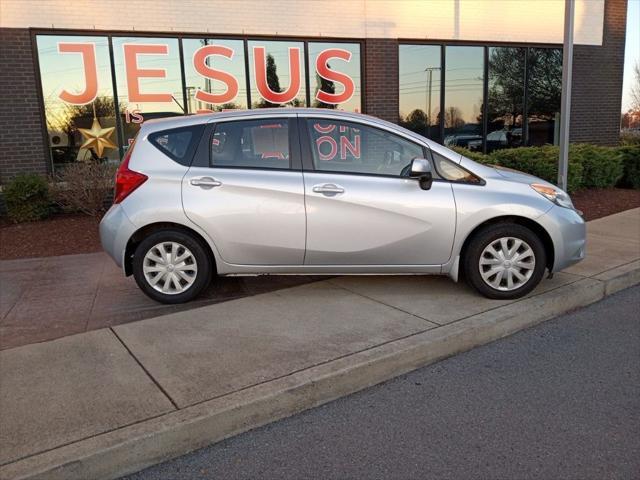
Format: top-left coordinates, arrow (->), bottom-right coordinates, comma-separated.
99,204 -> 137,270
537,205 -> 586,272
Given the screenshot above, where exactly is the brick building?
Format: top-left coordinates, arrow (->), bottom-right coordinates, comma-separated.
0,0 -> 628,182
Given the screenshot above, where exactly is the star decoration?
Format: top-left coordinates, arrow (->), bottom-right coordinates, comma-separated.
78,117 -> 117,158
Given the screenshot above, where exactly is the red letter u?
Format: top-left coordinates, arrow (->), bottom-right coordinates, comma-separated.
253,46 -> 301,104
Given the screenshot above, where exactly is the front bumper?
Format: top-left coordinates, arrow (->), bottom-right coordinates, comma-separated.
537,205 -> 586,272
99,204 -> 137,270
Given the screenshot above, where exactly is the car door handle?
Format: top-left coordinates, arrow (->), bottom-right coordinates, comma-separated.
190,177 -> 222,188
312,183 -> 345,195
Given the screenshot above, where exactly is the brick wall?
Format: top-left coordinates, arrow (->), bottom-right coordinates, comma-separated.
570,0 -> 627,145
364,39 -> 399,123
0,28 -> 49,183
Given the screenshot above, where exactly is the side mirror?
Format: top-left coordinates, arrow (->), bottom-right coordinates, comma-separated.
409,158 -> 433,190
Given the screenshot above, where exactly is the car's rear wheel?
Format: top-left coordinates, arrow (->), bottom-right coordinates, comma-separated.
463,223 -> 546,300
132,230 -> 212,304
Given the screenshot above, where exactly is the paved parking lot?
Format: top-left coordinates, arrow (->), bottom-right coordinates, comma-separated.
0,253 -> 321,350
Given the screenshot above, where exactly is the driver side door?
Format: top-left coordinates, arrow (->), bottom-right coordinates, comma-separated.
301,117 -> 456,266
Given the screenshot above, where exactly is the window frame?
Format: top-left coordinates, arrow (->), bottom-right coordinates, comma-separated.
397,40 -> 563,154
205,117 -> 301,172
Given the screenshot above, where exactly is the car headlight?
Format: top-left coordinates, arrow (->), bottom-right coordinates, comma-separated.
530,183 -> 575,210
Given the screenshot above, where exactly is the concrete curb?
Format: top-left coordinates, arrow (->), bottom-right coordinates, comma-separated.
2,265 -> 638,480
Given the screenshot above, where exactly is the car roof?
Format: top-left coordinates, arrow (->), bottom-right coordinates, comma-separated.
140,108 -> 433,147
143,108 -> 380,126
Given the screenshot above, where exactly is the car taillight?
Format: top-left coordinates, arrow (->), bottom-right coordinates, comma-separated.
114,149 -> 147,204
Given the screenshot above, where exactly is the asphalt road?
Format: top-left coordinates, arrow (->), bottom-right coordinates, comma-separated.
124,286 -> 640,480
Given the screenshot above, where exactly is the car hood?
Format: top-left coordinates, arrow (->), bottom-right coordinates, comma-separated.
455,152 -> 560,191
492,165 -> 547,183
492,165 -> 557,188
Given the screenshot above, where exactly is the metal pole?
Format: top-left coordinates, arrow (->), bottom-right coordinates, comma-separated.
427,69 -> 433,133
425,67 -> 440,138
558,0 -> 575,191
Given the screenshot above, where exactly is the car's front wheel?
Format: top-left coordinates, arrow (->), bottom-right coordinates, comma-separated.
463,223 -> 546,300
132,229 -> 212,304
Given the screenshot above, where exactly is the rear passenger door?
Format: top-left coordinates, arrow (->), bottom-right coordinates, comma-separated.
182,116 -> 306,266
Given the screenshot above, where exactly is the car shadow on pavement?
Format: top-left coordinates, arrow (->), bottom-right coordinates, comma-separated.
0,252 -> 325,350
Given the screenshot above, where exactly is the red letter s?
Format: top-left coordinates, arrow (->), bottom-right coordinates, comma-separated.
193,45 -> 239,105
315,48 -> 355,105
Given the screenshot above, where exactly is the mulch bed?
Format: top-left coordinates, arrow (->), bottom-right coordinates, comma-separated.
0,214 -> 101,260
0,188 -> 638,260
571,188 -> 640,221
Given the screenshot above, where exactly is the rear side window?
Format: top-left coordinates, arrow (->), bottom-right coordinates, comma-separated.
210,119 -> 290,170
149,125 -> 204,166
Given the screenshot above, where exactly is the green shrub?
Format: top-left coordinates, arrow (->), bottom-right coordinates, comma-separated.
3,174 -> 51,222
620,131 -> 640,146
453,143 -> 632,192
617,145 -> 640,189
486,146 -> 583,193
450,146 -> 491,164
570,144 -> 623,189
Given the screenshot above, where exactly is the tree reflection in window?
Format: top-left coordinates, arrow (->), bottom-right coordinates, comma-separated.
398,44 -> 441,141
527,48 -> 562,146
248,40 -> 307,108
443,46 -> 484,152
487,47 -> 525,152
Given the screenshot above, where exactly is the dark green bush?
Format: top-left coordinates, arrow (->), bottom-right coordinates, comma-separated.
450,146 -> 490,164
3,174 -> 51,222
570,144 -> 623,189
487,146 -> 584,193
617,145 -> 640,189
452,143 -> 633,192
620,132 -> 640,146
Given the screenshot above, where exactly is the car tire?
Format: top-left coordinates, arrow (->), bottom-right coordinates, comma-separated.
132,229 -> 212,304
463,223 -> 547,300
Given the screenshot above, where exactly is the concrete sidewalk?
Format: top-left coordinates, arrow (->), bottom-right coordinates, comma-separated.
0,253 -> 322,350
1,209 -> 639,480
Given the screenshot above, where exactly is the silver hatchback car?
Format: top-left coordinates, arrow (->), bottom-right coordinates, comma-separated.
100,109 -> 586,304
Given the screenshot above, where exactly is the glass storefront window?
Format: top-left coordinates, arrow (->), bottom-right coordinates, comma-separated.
398,44 -> 441,141
443,46 -> 484,152
487,47 -> 525,152
307,42 -> 361,112
182,38 -> 247,113
112,37 -> 185,147
526,48 -> 562,146
36,35 -> 119,170
247,40 -> 307,108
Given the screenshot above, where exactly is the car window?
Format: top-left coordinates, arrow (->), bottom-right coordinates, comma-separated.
306,119 -> 424,176
211,119 -> 290,169
149,125 -> 203,165
432,151 -> 483,184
